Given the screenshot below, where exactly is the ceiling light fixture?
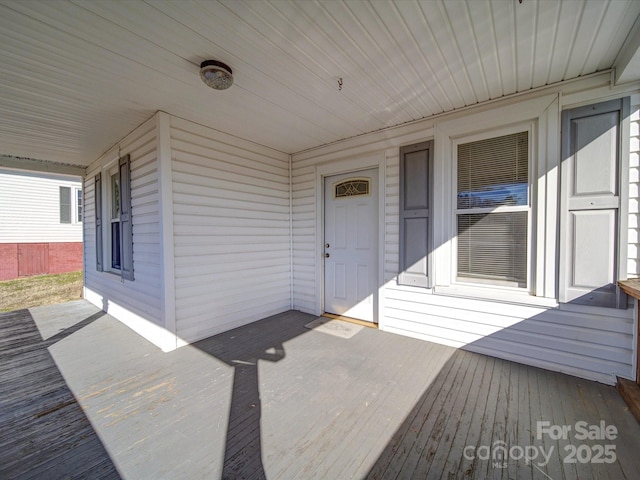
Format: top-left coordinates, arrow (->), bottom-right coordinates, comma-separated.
199,60 -> 233,90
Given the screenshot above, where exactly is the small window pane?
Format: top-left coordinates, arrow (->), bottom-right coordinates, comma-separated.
111,222 -> 121,270
111,173 -> 120,220
457,212 -> 528,287
335,178 -> 370,198
457,131 -> 528,209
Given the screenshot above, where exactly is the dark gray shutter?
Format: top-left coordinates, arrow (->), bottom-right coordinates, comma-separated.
95,173 -> 103,272
559,98 -> 629,308
59,186 -> 71,223
399,141 -> 433,287
119,154 -> 134,281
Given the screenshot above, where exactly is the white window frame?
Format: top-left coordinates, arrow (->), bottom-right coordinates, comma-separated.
107,164 -> 121,273
60,185 -> 83,225
75,187 -> 83,224
95,153 -> 133,281
430,94 -> 560,305
450,122 -> 536,294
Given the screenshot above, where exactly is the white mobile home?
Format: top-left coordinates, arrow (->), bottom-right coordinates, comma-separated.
0,167 -> 83,280
2,1 -> 640,386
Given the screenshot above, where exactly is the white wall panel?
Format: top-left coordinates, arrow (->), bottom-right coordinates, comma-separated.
629,99 -> 640,277
84,116 -> 164,342
383,283 -> 633,384
291,164 -> 318,314
0,169 -> 82,243
170,117 -> 291,342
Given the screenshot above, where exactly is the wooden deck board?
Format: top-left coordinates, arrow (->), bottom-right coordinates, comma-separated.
514,362 -> 534,480
540,369 -> 571,480
414,351 -> 477,479
505,362 -> 521,480
440,351 -> 492,479
322,337 -> 436,478
471,356 -> 503,480
3,301 -> 640,479
0,308 -> 120,480
594,380 -> 640,479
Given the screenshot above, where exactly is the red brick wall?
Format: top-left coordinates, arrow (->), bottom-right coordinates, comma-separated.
0,242 -> 82,281
0,244 -> 18,281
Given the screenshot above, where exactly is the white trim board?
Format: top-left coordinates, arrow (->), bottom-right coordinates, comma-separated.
84,287 -> 186,352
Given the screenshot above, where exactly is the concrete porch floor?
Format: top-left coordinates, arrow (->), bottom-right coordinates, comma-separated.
2,300 -> 640,479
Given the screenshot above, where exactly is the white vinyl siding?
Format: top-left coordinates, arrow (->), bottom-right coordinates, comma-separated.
292,76 -> 637,384
291,164 -> 317,313
382,288 -> 633,383
629,96 -> 640,277
170,117 -> 291,342
0,169 -> 82,243
84,116 -> 163,328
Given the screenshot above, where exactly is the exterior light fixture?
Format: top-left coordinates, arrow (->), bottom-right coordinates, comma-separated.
199,60 -> 233,90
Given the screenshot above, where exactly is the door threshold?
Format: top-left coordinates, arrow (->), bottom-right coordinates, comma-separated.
322,313 -> 378,329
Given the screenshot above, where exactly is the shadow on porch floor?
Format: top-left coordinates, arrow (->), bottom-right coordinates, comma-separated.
2,300 -> 639,479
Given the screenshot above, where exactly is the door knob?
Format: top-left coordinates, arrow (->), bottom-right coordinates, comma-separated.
325,243 -> 330,248
324,253 -> 330,258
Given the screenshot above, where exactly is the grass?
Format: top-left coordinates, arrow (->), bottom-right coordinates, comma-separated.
0,271 -> 83,313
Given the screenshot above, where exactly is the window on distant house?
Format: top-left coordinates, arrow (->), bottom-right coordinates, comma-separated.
60,186 -> 82,224
455,131 -> 529,288
59,186 -> 71,224
76,188 -> 83,223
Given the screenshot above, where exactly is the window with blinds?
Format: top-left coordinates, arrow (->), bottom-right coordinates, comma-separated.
456,131 -> 529,288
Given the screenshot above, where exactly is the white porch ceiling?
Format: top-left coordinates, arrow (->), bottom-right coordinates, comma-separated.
1,0 -> 639,169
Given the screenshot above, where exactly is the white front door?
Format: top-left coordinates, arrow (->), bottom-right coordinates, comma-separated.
324,169 -> 378,322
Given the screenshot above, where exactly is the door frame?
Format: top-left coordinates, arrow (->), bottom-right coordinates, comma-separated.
314,154 -> 385,324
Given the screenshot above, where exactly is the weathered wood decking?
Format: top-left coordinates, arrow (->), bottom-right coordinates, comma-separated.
0,306 -> 118,479
2,300 -> 640,479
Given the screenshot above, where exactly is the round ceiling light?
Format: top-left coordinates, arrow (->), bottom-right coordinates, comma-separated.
199,60 -> 233,90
